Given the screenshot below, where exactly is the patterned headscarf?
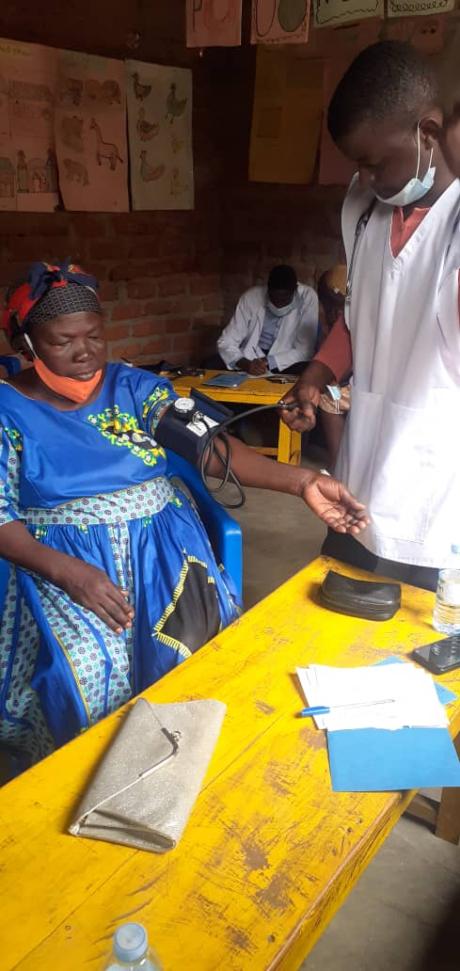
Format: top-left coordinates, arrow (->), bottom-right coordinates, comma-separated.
1,261 -> 101,340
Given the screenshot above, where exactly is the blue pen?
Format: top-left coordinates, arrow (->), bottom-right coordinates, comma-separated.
298,698 -> 395,718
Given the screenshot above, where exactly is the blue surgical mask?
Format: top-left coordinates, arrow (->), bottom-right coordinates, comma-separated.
374,125 -> 435,207
266,296 -> 296,317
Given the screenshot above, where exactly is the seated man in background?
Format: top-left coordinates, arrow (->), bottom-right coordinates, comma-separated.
216,265 -> 319,376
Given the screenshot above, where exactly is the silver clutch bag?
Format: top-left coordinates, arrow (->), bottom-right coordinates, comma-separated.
69,697 -> 226,853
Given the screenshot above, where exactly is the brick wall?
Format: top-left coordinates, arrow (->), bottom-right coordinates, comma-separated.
0,3 -> 346,365
0,1 -> 226,365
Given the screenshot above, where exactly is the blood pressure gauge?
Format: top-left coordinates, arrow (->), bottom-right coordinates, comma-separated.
173,397 -> 196,421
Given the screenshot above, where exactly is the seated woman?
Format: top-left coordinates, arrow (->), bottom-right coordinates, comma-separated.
0,262 -> 367,767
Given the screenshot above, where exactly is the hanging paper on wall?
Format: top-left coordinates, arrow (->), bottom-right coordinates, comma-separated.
384,15 -> 445,48
186,0 -> 242,47
126,61 -> 193,211
387,0 -> 453,18
54,51 -> 128,212
313,0 -> 383,28
251,0 -> 310,45
318,20 -> 380,185
318,58 -> 355,186
0,37 -> 59,212
249,46 -> 323,184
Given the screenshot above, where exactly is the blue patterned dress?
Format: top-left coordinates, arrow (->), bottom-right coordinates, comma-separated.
0,363 -> 238,763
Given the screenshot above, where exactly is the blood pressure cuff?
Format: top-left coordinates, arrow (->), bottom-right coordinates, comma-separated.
155,390 -> 234,466
319,570 -> 401,621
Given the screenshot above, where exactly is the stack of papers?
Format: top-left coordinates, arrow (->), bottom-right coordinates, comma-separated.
297,663 -> 448,732
297,660 -> 460,793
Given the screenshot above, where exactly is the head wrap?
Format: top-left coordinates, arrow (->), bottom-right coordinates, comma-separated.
1,261 -> 100,341
321,264 -> 347,297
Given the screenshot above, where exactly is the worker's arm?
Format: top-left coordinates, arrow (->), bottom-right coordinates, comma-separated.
281,314 -> 353,432
204,434 -> 368,535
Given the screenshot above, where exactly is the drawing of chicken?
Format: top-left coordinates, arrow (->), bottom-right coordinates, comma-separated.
171,132 -> 184,155
137,108 -> 159,142
165,83 -> 187,124
140,151 -> 164,182
132,72 -> 151,101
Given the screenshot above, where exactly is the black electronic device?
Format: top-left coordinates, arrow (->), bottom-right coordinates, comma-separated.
411,635 -> 460,675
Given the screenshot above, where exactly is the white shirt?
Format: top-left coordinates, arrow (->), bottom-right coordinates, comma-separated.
335,176 -> 460,568
217,284 -> 319,371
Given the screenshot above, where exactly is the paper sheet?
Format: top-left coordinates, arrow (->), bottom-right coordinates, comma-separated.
0,37 -> 59,212
251,0 -> 310,45
126,60 -> 193,212
54,50 -> 128,212
312,0 -> 383,28
387,0 -> 453,19
186,0 -> 242,47
249,46 -> 323,185
297,662 -> 448,731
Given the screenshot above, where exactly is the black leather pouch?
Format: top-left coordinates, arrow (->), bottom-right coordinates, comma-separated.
319,570 -> 401,621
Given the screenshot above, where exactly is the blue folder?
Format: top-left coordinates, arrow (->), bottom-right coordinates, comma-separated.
326,658 -> 460,792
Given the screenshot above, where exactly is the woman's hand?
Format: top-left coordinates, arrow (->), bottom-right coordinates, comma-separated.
300,473 -> 369,535
59,559 -> 134,634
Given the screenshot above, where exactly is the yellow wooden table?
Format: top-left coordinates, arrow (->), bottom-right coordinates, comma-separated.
1,556 -> 460,971
171,369 -> 302,465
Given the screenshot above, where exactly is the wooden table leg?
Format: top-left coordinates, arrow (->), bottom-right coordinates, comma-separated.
277,421 -> 301,465
435,733 -> 460,844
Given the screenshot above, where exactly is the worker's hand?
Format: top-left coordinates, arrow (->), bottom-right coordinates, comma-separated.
59,559 -> 134,634
279,362 -> 336,432
300,473 -> 369,535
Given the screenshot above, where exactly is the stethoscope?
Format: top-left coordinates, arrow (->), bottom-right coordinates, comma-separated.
345,200 -> 376,307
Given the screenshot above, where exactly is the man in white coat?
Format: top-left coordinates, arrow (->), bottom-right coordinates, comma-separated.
282,41 -> 460,591
216,265 -> 319,376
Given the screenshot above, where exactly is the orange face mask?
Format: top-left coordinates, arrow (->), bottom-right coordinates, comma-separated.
34,357 -> 103,404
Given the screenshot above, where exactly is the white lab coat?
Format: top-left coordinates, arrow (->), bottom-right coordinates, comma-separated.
335,175 -> 460,568
217,284 -> 319,371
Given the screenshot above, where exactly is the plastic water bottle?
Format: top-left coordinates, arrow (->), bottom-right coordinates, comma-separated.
433,545 -> 460,635
104,923 -> 163,970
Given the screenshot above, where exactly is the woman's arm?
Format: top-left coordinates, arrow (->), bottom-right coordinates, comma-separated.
206,435 -> 368,535
0,520 -> 134,633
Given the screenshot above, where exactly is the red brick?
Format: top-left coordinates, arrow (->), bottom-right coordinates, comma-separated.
104,323 -> 131,342
171,295 -> 203,314
173,333 -> 198,352
189,274 -> 221,295
127,237 -> 164,260
111,302 -> 146,321
99,281 -> 119,301
143,298 -> 175,316
127,279 -> 157,299
202,294 -> 223,312
107,340 -> 148,362
138,336 -> 170,357
110,261 -> 157,282
70,215 -> 108,238
131,318 -> 165,337
8,237 -> 70,262
164,318 -> 191,334
157,275 -> 189,297
89,240 -> 129,261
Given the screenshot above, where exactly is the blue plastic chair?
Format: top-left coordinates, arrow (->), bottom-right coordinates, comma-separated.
166,450 -> 243,604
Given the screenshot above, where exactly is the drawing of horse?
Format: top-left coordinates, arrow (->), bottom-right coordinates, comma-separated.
89,119 -> 123,171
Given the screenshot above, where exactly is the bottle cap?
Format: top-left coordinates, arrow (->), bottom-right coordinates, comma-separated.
114,923 -> 148,963
452,544 -> 460,555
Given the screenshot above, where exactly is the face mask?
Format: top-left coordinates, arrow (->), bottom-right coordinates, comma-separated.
374,125 -> 435,207
24,334 -> 102,404
266,297 -> 296,317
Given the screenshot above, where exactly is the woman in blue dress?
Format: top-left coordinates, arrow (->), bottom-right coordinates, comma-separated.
0,262 -> 368,766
